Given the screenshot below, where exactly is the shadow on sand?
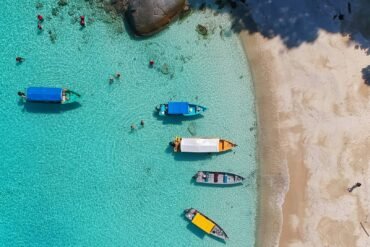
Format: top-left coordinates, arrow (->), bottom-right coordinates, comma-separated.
21,101 -> 82,113
186,0 -> 370,53
116,0 -> 370,77
362,65 -> 370,85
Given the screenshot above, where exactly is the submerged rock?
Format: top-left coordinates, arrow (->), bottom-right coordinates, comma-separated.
52,7 -> 60,16
48,30 -> 57,43
58,0 -> 68,6
196,24 -> 208,36
179,4 -> 191,21
160,63 -> 169,74
35,2 -> 44,9
127,0 -> 186,36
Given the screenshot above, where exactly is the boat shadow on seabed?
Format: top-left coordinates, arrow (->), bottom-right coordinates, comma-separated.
165,144 -> 234,162
190,178 -> 244,188
19,99 -> 82,113
152,110 -> 204,125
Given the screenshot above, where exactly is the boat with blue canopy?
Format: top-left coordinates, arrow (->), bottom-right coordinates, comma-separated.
18,87 -> 80,104
156,102 -> 206,116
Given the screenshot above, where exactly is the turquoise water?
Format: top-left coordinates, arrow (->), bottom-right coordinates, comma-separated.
0,1 -> 257,246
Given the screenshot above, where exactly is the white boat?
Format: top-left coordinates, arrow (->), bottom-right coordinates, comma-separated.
170,137 -> 237,153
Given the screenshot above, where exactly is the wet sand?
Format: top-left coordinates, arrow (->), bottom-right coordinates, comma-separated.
241,28 -> 370,246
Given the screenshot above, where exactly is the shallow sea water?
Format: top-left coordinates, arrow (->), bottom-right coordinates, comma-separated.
0,1 -> 257,246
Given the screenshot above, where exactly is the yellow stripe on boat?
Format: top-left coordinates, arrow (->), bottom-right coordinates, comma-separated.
192,213 -> 215,233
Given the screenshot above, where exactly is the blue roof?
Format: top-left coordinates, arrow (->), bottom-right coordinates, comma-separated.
26,87 -> 63,102
168,102 -> 189,114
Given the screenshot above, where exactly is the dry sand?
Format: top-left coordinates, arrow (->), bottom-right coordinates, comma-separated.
239,1 -> 370,245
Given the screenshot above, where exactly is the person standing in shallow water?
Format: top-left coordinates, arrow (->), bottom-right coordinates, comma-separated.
140,120 -> 144,127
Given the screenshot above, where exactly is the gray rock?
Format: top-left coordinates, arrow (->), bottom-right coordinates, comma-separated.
196,24 -> 208,36
127,0 -> 186,36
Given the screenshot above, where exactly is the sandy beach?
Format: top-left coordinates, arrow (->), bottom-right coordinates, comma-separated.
239,0 -> 370,246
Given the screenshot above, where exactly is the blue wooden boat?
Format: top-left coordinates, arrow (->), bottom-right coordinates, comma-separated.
18,87 -> 80,104
156,102 -> 206,116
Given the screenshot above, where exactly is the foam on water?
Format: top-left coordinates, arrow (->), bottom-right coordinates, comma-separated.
0,1 -> 257,246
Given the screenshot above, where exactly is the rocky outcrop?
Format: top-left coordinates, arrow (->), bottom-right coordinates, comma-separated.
127,0 -> 186,36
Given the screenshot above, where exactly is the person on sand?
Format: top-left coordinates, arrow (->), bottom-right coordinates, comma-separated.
347,182 -> 361,192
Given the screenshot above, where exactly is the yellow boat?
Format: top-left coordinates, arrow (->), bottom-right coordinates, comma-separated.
170,137 -> 237,153
184,208 -> 228,240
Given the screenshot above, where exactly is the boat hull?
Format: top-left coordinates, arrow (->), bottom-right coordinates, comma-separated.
20,88 -> 80,104
157,103 -> 206,116
171,137 -> 237,153
184,208 -> 228,240
194,171 -> 244,185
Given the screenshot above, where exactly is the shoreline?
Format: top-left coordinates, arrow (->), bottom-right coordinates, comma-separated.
240,31 -> 289,247
240,27 -> 370,246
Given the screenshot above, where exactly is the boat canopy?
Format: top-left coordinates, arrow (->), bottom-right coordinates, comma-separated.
168,102 -> 189,114
181,138 -> 219,152
192,213 -> 215,234
26,87 -> 63,102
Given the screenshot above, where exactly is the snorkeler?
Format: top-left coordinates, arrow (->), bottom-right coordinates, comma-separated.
37,15 -> 44,22
17,91 -> 26,98
16,57 -> 25,63
80,16 -> 85,27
